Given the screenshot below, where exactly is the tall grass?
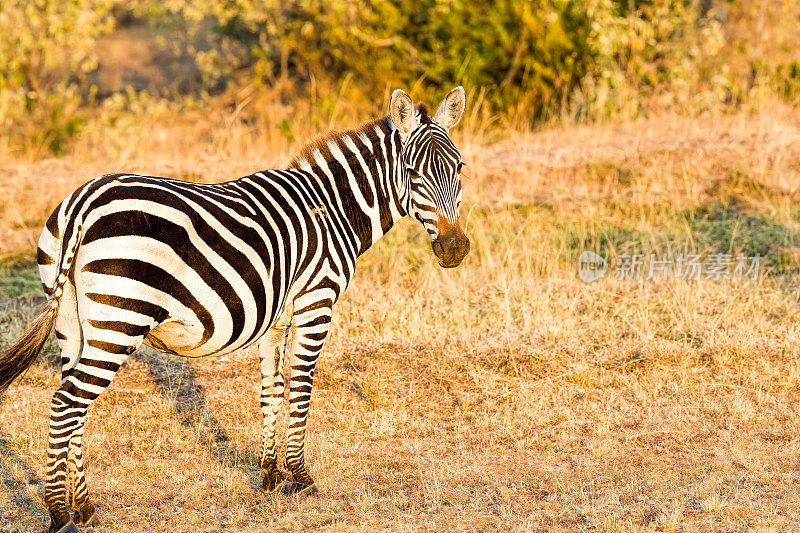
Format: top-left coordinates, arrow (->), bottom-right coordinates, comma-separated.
2,106 -> 800,529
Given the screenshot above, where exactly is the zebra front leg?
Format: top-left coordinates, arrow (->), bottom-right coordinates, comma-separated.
283,306 -> 331,495
257,326 -> 288,491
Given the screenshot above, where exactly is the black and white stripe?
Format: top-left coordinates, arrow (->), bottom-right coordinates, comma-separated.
3,87 -> 468,531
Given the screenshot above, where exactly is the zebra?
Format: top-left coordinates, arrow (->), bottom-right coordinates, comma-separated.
0,86 -> 469,533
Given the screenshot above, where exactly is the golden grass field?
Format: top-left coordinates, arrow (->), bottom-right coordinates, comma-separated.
2,105 -> 800,531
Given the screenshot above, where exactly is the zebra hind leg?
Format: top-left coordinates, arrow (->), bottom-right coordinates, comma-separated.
282,305 -> 331,496
68,431 -> 98,527
257,326 -> 288,491
41,281 -> 83,533
44,318 -> 146,532
50,280 -> 98,527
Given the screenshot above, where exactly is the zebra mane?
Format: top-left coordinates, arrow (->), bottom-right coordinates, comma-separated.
288,115 -> 394,169
417,104 -> 431,125
288,104 -> 431,169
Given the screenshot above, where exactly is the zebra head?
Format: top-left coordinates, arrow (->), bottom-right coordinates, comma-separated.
390,87 -> 470,268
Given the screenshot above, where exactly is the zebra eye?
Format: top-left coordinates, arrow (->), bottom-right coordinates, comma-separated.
407,168 -> 422,180
457,162 -> 465,173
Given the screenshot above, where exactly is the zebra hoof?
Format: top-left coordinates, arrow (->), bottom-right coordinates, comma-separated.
283,479 -> 318,497
261,469 -> 286,492
52,522 -> 80,533
74,509 -> 99,527
74,502 -> 99,527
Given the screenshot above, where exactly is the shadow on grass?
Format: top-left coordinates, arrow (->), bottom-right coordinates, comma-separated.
131,348 -> 264,488
0,430 -> 46,528
562,200 -> 800,284
681,201 -> 800,277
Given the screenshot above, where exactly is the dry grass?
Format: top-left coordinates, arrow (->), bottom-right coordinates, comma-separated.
3,105 -> 800,531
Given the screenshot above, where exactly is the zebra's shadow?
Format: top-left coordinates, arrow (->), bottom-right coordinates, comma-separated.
0,429 -> 47,529
132,347 -> 263,488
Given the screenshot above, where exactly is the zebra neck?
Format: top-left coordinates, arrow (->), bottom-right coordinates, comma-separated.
289,116 -> 409,256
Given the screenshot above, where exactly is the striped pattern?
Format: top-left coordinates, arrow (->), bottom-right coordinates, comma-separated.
28,88 -> 467,529
404,112 -> 464,234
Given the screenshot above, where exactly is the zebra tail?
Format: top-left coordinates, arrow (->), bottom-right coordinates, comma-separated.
0,300 -> 59,395
0,223 -> 80,395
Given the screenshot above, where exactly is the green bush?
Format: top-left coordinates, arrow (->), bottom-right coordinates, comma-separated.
0,0 -> 795,154
0,0 -> 114,154
146,0 -> 727,121
774,61 -> 800,105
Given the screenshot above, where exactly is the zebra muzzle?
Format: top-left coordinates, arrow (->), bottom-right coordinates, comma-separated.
432,220 -> 470,268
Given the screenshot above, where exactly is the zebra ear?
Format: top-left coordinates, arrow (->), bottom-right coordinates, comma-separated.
434,86 -> 465,129
389,89 -> 416,136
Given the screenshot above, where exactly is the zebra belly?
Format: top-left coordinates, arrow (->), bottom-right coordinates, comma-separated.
143,317 -> 208,356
